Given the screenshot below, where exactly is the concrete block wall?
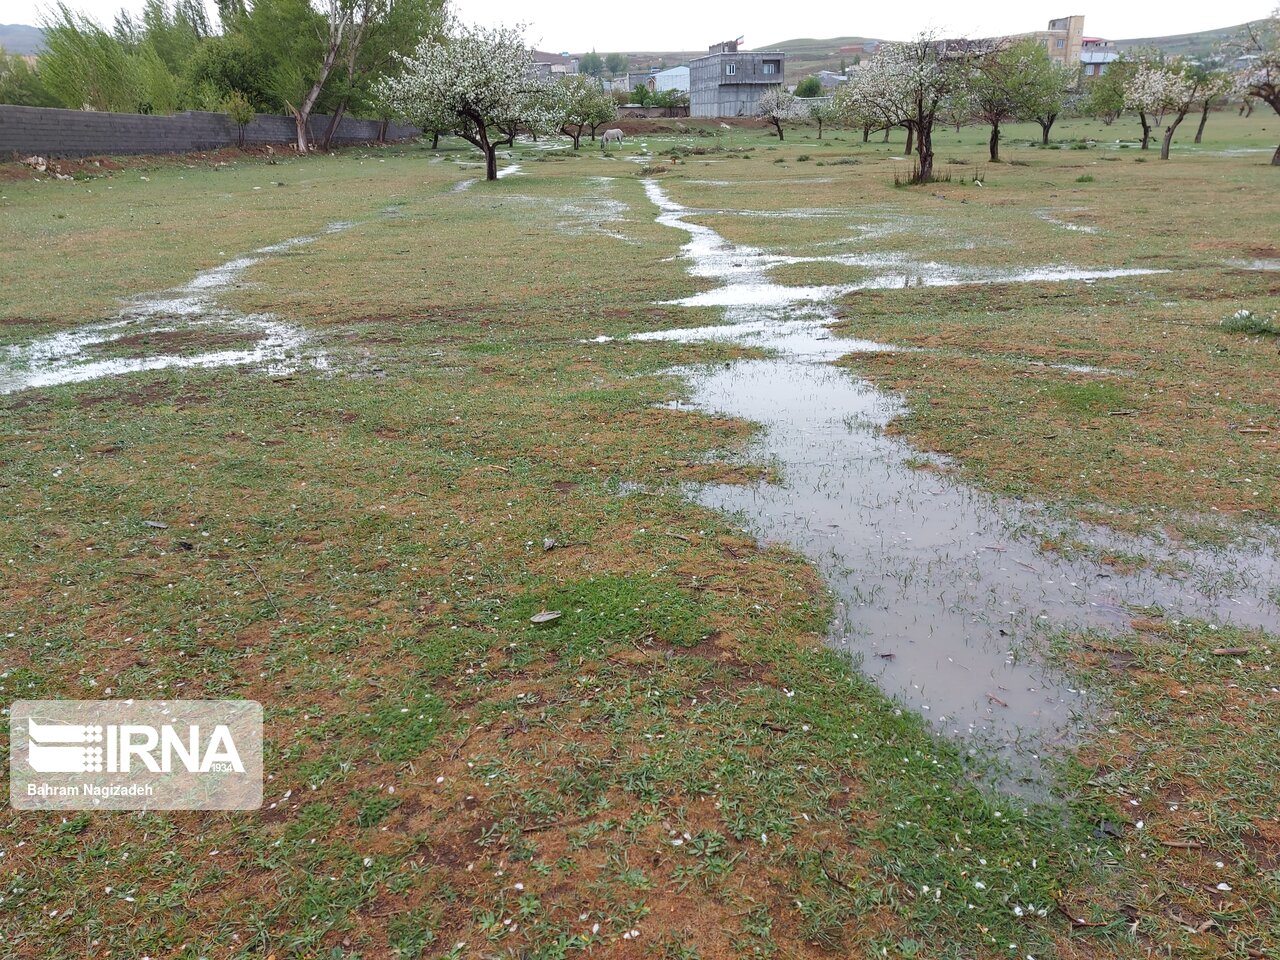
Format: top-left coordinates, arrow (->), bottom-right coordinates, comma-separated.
0,104 -> 421,158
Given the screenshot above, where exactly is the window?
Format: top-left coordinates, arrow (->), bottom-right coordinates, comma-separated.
1056,39 -> 1065,48
762,60 -> 780,75
726,62 -> 736,76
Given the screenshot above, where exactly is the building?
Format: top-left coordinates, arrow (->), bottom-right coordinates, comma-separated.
689,39 -> 786,118
1080,37 -> 1120,76
653,65 -> 690,94
530,51 -> 579,78
1016,15 -> 1086,66
812,69 -> 849,91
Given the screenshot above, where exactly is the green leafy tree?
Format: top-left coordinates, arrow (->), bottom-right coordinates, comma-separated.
604,52 -> 627,76
806,97 -> 832,138
1188,65 -> 1231,143
317,0 -> 448,150
0,48 -> 58,106
557,73 -> 615,148
970,39 -> 1065,161
578,50 -> 604,77
40,4 -> 144,111
223,88 -> 256,146
794,75 -> 822,98
180,31 -> 275,110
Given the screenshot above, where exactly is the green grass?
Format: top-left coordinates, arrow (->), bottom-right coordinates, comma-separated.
0,111 -> 1277,958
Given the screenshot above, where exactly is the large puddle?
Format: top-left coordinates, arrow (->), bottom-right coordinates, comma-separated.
0,224 -> 348,395
632,180 -> 1280,785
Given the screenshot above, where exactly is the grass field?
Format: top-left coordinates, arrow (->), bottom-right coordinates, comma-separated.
1,112 -> 1278,959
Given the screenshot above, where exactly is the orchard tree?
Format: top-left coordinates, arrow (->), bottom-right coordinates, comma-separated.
1190,66 -> 1232,142
806,97 -> 832,138
1230,10 -> 1280,164
1130,60 -> 1229,159
1030,59 -> 1077,144
1081,55 -> 1138,125
379,22 -> 551,180
756,87 -> 801,140
832,73 -> 890,142
557,73 -> 614,148
842,35 -> 973,183
1124,61 -> 1187,152
971,40 -> 1072,160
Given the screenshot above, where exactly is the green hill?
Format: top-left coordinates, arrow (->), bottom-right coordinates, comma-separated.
1113,21 -> 1256,60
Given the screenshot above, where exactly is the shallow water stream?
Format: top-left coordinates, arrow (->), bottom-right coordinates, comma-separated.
632,180 -> 1280,782
0,223 -> 349,395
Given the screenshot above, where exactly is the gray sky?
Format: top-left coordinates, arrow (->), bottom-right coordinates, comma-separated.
8,0 -> 1271,51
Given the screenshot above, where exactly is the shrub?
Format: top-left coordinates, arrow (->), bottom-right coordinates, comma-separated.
1076,174 -> 1094,183
1222,310 -> 1279,335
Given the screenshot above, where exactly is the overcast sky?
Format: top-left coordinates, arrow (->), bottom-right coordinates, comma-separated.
7,0 -> 1271,51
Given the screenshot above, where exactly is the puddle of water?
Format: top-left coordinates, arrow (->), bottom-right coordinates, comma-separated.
451,164 -> 523,193
0,224 -> 349,395
1036,210 -> 1098,234
631,179 -> 1280,787
1224,258 -> 1280,271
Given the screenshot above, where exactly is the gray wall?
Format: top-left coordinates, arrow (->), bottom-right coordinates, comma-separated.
0,104 -> 421,158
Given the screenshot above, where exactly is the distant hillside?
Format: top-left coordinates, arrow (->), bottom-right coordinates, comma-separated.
1113,20 -> 1256,59
596,19 -> 1262,83
0,24 -> 44,56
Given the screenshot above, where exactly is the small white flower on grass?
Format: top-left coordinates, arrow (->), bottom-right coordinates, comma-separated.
974,881 -> 986,890
1217,882 -> 1232,892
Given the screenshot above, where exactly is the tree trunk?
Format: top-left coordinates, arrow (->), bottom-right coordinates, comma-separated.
431,130 -> 439,149
1194,101 -> 1210,143
989,121 -> 999,162
774,120 -> 784,141
1039,113 -> 1056,145
320,98 -> 347,152
1139,111 -> 1151,150
882,125 -> 890,142
916,122 -> 933,183
294,111 -> 309,153
904,125 -> 913,156
1161,110 -> 1186,160
486,147 -> 497,181
1272,141 -> 1280,166
378,119 -> 388,144
862,123 -> 870,143
816,118 -> 823,139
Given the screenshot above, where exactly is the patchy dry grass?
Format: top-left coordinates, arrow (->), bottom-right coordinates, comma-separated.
1,113 -> 1277,958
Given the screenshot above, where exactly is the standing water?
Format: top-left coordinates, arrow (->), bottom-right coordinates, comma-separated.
632,180 -> 1280,784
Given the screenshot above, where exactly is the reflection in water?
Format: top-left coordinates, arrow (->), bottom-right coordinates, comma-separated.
633,179 -> 1280,785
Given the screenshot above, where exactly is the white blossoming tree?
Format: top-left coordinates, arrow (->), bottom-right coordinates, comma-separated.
378,22 -> 552,180
836,36 -> 973,183
557,74 -> 617,149
756,88 -> 802,141
1124,62 -> 1193,156
1230,9 -> 1280,165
